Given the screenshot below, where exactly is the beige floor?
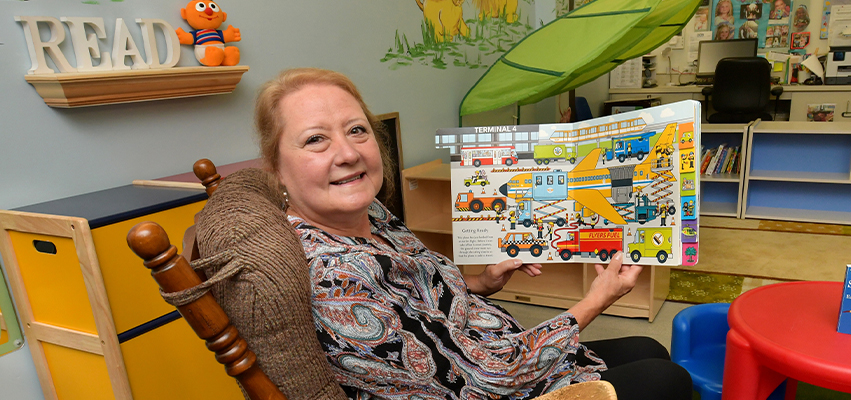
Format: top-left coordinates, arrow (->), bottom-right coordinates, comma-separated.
694,217 -> 850,282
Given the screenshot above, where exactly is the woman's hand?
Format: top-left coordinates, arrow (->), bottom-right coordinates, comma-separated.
568,252 -> 643,331
465,260 -> 542,297
587,252 -> 643,305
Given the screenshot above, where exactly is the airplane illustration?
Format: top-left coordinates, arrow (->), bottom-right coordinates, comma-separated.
499,123 -> 678,226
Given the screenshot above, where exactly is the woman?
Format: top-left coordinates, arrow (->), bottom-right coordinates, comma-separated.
254,68 -> 692,400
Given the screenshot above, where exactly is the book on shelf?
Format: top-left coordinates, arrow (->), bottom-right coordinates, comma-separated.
717,146 -> 735,175
433,100 -> 701,267
699,147 -> 714,174
731,149 -> 741,174
724,146 -> 740,175
714,146 -> 729,175
704,144 -> 727,176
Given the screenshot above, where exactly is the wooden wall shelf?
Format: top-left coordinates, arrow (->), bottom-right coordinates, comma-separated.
24,66 -> 249,108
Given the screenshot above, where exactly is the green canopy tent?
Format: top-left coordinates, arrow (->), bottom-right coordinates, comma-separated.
459,0 -> 702,117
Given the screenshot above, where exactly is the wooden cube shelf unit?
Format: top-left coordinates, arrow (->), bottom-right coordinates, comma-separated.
401,159 -> 670,322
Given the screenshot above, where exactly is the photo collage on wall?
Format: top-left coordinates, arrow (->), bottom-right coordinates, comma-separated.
709,0 -> 814,50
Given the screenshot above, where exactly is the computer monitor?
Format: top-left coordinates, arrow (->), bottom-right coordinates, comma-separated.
696,39 -> 758,84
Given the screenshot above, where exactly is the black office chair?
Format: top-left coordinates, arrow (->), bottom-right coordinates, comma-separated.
701,57 -> 783,123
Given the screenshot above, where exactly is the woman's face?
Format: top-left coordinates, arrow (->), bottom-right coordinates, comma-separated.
275,83 -> 383,229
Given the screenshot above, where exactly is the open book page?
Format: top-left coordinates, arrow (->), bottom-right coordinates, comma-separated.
435,100 -> 701,266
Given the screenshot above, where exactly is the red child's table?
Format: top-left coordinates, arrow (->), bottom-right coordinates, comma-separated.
722,281 -> 851,400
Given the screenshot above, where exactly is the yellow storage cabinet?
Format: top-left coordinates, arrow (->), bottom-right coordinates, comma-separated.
0,185 -> 244,400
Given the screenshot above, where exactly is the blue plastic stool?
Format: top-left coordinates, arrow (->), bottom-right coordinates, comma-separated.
671,303 -> 786,400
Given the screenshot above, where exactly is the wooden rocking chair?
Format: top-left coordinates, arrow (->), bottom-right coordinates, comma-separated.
126,159 -> 617,400
126,160 -> 292,400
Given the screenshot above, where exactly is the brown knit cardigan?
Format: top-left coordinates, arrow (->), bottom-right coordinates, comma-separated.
193,168 -> 347,400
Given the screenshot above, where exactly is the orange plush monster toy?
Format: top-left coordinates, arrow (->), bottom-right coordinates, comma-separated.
176,1 -> 241,66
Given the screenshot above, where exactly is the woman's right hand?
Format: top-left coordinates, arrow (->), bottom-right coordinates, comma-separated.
568,252 -> 643,331
587,251 -> 643,306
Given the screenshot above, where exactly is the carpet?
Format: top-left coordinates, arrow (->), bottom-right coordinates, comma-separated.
687,216 -> 851,283
672,217 -> 851,303
667,269 -> 790,304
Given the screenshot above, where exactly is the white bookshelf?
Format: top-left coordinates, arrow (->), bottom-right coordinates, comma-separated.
741,121 -> 851,225
699,123 -> 753,218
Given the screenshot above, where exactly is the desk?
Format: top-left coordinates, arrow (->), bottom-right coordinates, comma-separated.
722,281 -> 851,400
609,85 -> 851,121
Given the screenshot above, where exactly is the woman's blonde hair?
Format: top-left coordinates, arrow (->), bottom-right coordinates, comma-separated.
254,68 -> 395,198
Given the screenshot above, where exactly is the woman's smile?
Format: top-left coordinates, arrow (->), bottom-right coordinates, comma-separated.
332,173 -> 365,185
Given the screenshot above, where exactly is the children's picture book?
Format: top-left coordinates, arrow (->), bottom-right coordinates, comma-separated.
435,100 -> 701,267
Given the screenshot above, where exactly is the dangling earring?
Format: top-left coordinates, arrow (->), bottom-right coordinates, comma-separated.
282,189 -> 290,211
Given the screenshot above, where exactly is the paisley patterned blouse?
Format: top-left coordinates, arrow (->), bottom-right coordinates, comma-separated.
289,201 -> 606,399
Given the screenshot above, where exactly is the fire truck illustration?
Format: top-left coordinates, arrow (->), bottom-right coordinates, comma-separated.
553,228 -> 624,261
455,191 -> 507,213
498,232 -> 549,257
628,227 -> 673,263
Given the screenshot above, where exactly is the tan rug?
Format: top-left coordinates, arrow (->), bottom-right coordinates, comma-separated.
690,217 -> 851,282
670,217 -> 850,303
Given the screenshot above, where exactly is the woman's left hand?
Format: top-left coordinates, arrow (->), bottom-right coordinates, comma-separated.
466,260 -> 542,297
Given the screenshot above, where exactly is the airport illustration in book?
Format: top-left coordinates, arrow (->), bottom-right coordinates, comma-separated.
435,100 -> 701,266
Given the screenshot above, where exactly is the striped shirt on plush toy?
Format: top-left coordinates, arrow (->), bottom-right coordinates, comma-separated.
191,29 -> 224,45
